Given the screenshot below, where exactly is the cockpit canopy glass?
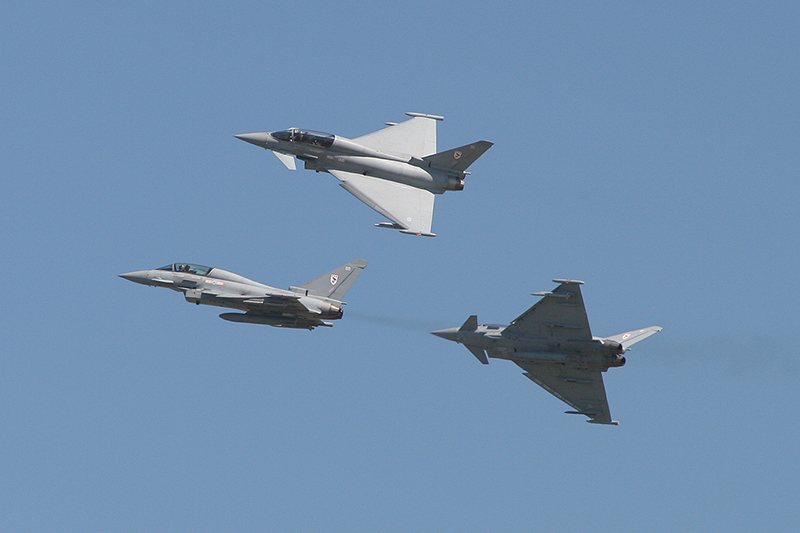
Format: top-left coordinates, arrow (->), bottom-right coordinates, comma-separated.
157,263 -> 213,276
272,128 -> 334,148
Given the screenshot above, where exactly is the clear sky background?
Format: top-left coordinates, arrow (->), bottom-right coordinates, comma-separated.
2,2 -> 798,531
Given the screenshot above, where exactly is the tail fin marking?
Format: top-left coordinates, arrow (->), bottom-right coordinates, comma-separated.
420,141 -> 493,173
605,326 -> 663,351
298,259 -> 368,301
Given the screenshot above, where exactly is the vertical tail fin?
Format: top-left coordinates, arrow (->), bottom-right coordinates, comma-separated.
297,259 -> 368,301
420,141 -> 493,173
605,326 -> 663,351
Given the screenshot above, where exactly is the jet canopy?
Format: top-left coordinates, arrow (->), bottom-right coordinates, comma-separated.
272,128 -> 334,148
157,263 -> 214,276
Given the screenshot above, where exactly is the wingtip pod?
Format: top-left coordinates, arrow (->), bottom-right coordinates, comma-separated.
405,112 -> 444,121
565,411 -> 619,425
531,279 -> 585,300
375,223 -> 437,237
399,229 -> 437,237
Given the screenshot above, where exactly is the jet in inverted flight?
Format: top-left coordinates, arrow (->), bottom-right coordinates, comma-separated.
120,259 -> 367,329
235,112 -> 492,237
431,280 -> 662,425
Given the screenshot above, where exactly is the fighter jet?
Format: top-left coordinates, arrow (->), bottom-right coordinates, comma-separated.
235,112 -> 492,237
431,280 -> 662,425
119,259 -> 367,329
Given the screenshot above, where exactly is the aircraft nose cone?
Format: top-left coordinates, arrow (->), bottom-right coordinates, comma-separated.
234,132 -> 272,147
431,328 -> 459,342
119,270 -> 151,285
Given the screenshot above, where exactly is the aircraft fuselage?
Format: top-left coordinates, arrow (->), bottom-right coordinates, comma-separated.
247,132 -> 465,193
433,324 -> 626,370
120,268 -> 342,320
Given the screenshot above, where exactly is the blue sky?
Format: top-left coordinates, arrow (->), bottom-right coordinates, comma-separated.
2,2 -> 798,531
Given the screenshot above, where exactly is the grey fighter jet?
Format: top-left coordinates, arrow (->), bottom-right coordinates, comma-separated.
120,259 -> 367,329
235,112 -> 492,237
431,280 -> 662,425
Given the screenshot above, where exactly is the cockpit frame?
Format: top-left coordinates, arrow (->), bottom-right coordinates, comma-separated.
157,263 -> 214,276
272,128 -> 334,148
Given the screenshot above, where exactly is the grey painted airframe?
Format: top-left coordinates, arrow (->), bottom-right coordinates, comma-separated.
120,260 -> 367,329
432,280 -> 661,425
235,112 -> 492,237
